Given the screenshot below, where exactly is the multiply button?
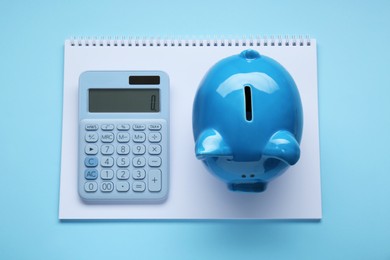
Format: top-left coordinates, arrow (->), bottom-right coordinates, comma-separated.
148,144 -> 161,155
148,132 -> 161,143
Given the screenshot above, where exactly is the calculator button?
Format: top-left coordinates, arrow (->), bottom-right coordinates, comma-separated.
100,182 -> 114,192
117,181 -> 130,192
132,169 -> 146,180
84,156 -> 98,167
117,144 -> 130,155
101,157 -> 114,167
148,124 -> 162,131
84,169 -> 98,180
117,133 -> 130,143
132,157 -> 146,167
85,182 -> 98,192
117,169 -> 130,180
133,181 -> 146,192
148,144 -> 161,155
148,157 -> 162,167
101,169 -> 114,180
101,124 -> 114,131
133,124 -> 146,131
101,133 -> 114,143
117,124 -> 130,131
117,157 -> 130,167
132,133 -> 146,143
148,170 -> 162,192
85,144 -> 98,155
148,132 -> 162,143
133,144 -> 146,155
85,132 -> 98,143
101,144 -> 114,155
85,124 -> 98,131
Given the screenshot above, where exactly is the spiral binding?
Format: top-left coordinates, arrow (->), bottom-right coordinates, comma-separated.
69,36 -> 312,47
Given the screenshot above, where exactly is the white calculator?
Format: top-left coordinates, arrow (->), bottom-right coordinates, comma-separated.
78,71 -> 169,203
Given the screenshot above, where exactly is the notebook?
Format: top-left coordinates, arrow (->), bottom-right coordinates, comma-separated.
59,36 -> 321,219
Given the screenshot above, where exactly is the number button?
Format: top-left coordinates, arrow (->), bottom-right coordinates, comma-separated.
85,132 -> 98,143
132,169 -> 146,180
148,157 -> 161,167
133,181 -> 146,192
117,157 -> 130,167
133,144 -> 146,155
101,157 -> 114,167
85,144 -> 98,155
116,181 -> 130,192
132,157 -> 146,167
117,169 -> 130,180
101,133 -> 114,143
132,133 -> 146,143
84,182 -> 98,192
148,170 -> 162,192
148,132 -> 161,143
117,133 -> 130,143
100,182 -> 114,192
101,144 -> 114,155
148,144 -> 161,155
84,169 -> 98,180
84,156 -> 98,167
101,169 -> 114,180
117,144 -> 130,155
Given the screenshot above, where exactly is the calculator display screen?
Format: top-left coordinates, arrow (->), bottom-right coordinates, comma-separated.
89,89 -> 160,112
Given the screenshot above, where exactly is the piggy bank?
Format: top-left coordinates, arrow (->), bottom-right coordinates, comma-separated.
192,49 -> 303,192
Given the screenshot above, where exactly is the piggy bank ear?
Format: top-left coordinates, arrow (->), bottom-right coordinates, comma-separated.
195,129 -> 233,160
263,130 -> 300,165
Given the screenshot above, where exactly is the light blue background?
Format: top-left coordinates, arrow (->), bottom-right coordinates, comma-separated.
1,0 -> 389,259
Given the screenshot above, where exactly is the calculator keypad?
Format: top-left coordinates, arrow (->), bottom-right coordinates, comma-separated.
79,120 -> 168,202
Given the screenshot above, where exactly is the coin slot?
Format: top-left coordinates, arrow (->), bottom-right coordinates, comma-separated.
244,86 -> 253,121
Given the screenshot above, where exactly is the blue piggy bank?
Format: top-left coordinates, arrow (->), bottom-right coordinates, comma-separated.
192,50 -> 303,192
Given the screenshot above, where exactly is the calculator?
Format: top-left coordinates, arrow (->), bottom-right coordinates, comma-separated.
78,71 -> 169,203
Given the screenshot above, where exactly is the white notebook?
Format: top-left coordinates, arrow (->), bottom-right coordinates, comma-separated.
60,36 -> 321,220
